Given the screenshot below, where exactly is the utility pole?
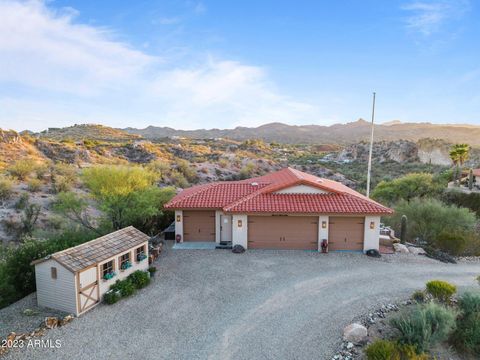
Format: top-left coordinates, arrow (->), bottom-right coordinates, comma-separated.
366,92 -> 376,198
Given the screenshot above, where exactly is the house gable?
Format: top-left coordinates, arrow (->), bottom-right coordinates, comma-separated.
274,184 -> 330,194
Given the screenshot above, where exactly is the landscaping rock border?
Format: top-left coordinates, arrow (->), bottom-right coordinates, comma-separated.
331,300 -> 412,360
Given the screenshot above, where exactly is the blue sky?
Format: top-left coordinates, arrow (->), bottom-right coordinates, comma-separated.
0,0 -> 478,131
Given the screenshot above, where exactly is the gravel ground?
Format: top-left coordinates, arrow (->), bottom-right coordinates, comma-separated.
2,247 -> 479,360
0,293 -> 67,339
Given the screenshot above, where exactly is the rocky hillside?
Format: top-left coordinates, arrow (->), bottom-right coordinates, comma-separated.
123,120 -> 480,146
36,124 -> 141,142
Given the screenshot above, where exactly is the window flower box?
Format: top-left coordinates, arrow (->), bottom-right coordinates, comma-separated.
103,271 -> 116,281
121,261 -> 132,271
137,253 -> 147,262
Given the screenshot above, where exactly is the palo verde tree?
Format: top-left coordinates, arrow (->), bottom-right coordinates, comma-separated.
81,165 -> 175,233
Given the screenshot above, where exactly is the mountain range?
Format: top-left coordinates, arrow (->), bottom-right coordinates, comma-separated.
123,120 -> 480,146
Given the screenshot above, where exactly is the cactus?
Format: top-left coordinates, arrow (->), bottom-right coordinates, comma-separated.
468,168 -> 473,190
400,215 -> 407,244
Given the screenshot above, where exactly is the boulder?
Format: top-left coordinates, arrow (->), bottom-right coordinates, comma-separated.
407,246 -> 426,255
393,243 -> 409,254
343,323 -> 367,343
232,245 -> 245,254
44,317 -> 58,329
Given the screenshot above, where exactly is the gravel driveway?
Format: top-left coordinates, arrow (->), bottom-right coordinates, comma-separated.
3,249 -> 479,360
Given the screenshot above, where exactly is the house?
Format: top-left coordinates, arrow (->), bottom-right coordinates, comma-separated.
164,167 -> 393,252
31,226 -> 150,316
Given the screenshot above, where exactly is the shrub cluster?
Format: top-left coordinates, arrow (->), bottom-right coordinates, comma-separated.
365,340 -> 429,360
425,280 -> 457,303
104,270 -> 151,305
451,292 -> 480,355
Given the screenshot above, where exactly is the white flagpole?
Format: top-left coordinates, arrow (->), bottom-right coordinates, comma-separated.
366,92 -> 376,198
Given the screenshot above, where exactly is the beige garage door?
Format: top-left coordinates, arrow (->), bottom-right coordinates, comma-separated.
328,217 -> 364,251
248,216 -> 318,250
183,211 -> 215,242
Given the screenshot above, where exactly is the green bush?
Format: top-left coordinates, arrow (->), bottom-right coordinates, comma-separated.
391,302 -> 457,353
435,231 -> 468,256
148,266 -> 157,277
0,229 -> 100,309
0,176 -> 13,201
8,160 -> 37,180
365,340 -> 429,360
27,178 -> 42,192
426,280 -> 456,303
384,198 -> 476,247
127,270 -> 150,289
451,293 -> 480,354
103,290 -> 121,304
365,339 -> 397,360
110,279 -> 136,297
411,290 -> 426,303
442,190 -> 480,217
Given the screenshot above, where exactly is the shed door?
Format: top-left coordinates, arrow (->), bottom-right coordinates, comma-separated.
183,210 -> 216,242
248,216 -> 318,250
77,266 -> 99,313
328,217 -> 365,251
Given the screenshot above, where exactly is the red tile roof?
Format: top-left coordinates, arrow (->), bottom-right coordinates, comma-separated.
164,167 -> 393,215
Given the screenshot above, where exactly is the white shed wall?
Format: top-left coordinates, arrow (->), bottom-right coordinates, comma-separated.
35,260 -> 77,315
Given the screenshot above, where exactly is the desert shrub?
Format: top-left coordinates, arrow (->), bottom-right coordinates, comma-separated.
34,164 -> 49,180
365,339 -> 397,360
0,176 -> 13,201
426,280 -> 456,303
128,270 -> 150,289
238,162 -> 256,180
103,290 -> 121,305
218,158 -> 229,168
411,290 -> 426,303
169,170 -> 189,188
451,292 -> 480,355
27,178 -> 42,192
15,193 -> 30,210
8,160 -> 37,180
51,175 -> 71,193
434,231 -> 469,256
391,302 -> 457,353
365,340 -> 429,360
110,279 -> 136,297
176,159 -> 197,183
442,190 -> 480,217
384,198 -> 476,246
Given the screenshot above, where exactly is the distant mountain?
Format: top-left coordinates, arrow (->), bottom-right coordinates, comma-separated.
37,124 -> 140,142
123,120 -> 480,146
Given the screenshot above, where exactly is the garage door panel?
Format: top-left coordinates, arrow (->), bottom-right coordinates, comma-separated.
248,216 -> 318,250
183,211 -> 215,242
328,216 -> 364,251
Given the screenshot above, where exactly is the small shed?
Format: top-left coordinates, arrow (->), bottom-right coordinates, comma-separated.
31,226 -> 150,316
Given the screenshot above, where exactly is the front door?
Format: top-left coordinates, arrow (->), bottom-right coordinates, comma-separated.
220,215 -> 232,242
77,266 -> 99,314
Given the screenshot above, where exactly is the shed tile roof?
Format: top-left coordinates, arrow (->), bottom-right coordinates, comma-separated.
165,167 -> 393,215
32,226 -> 149,272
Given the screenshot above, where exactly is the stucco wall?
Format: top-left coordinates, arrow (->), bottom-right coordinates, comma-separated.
363,215 -> 380,252
318,215 -> 329,251
215,210 -> 222,243
232,214 -> 248,249
274,185 -> 329,194
35,259 -> 77,314
175,210 -> 183,242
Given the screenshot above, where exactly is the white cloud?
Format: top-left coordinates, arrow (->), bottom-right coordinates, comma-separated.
402,0 -> 470,36
0,0 -> 318,131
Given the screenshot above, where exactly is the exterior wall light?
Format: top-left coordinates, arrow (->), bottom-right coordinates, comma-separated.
370,221 -> 375,229
321,221 -> 327,229
238,220 -> 243,227
176,215 -> 181,222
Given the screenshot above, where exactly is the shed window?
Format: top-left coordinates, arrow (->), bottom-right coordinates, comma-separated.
51,267 -> 57,279
119,252 -> 131,270
102,260 -> 114,278
135,245 -> 146,261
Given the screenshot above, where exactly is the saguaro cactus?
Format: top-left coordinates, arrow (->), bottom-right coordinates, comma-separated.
400,215 -> 407,244
468,168 -> 473,190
